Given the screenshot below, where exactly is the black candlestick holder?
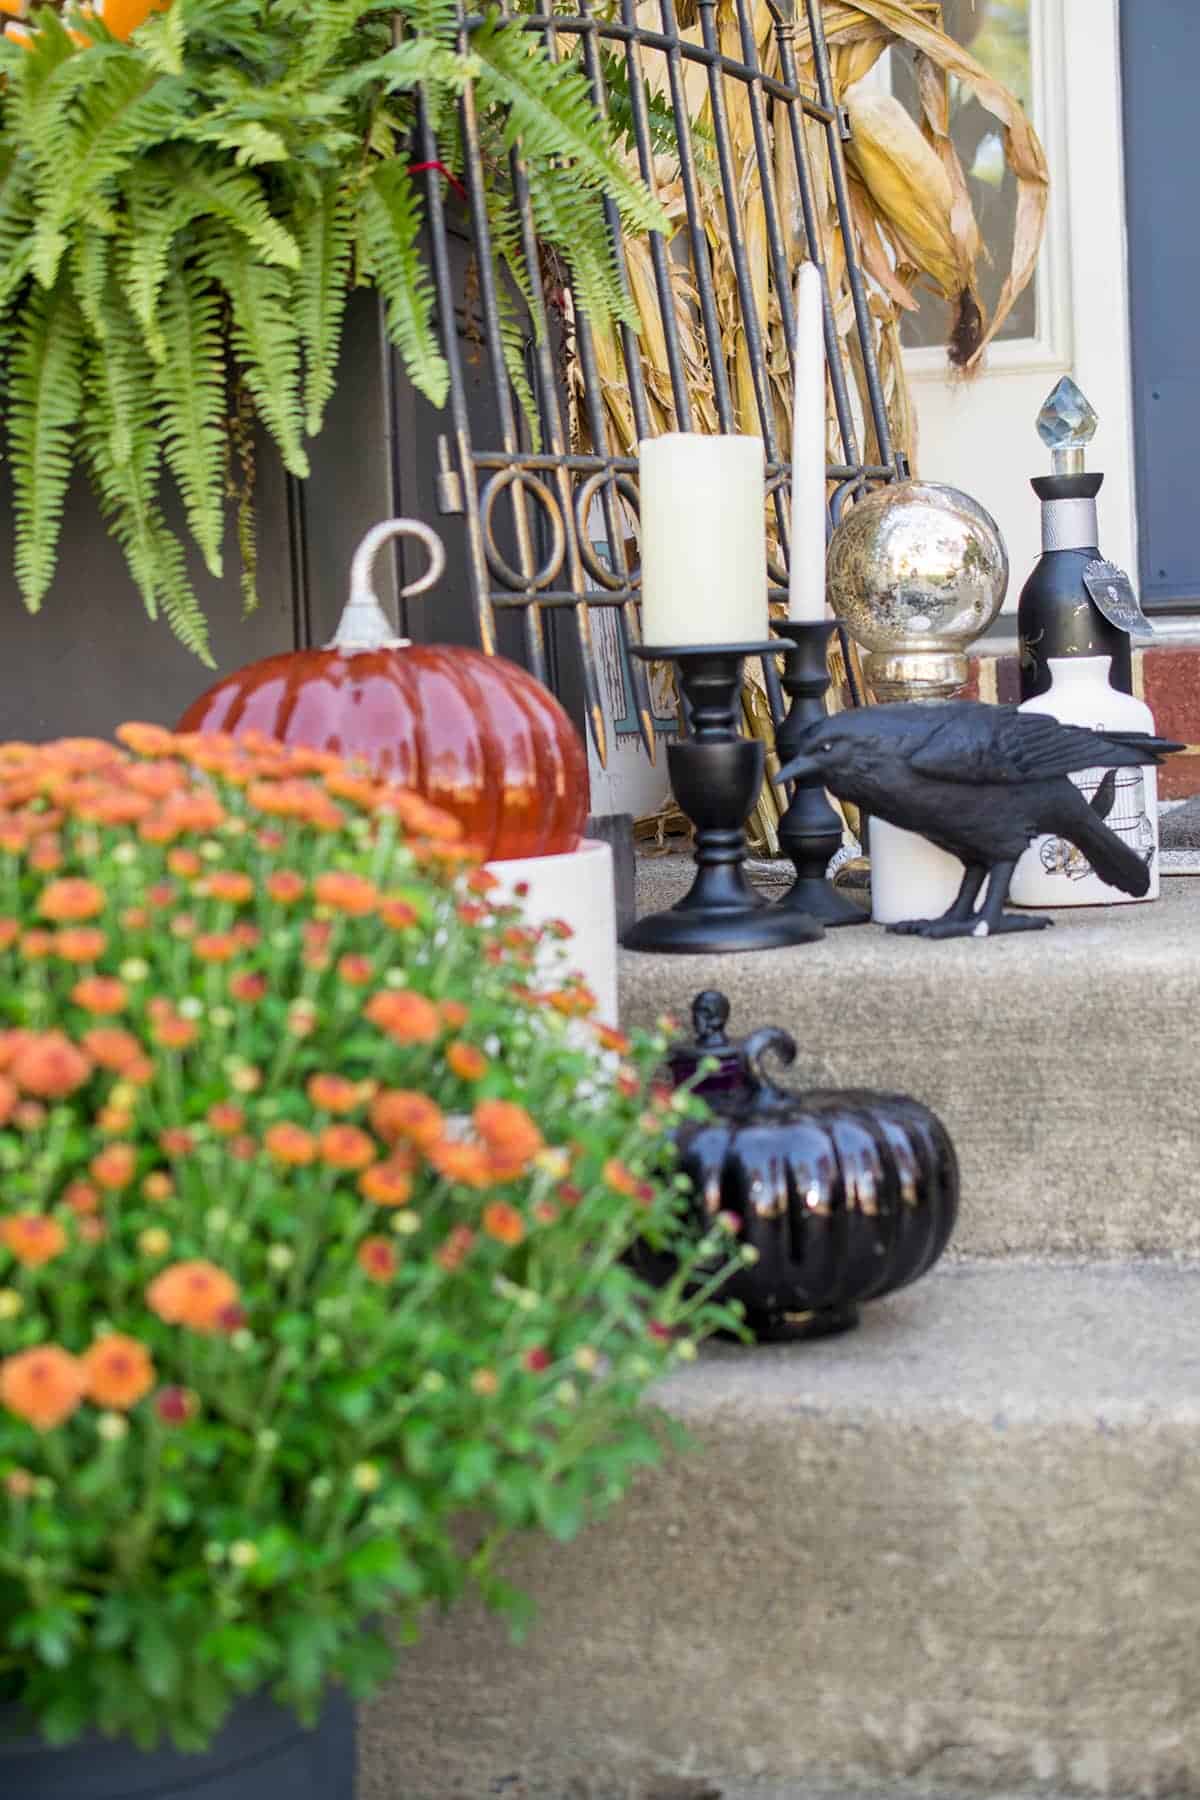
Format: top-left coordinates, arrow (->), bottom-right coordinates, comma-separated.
621,643 -> 824,954
771,621 -> 869,927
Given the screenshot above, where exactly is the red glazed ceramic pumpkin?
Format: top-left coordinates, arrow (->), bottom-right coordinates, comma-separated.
177,521 -> 589,863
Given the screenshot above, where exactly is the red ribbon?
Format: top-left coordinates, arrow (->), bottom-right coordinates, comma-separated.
407,161 -> 468,205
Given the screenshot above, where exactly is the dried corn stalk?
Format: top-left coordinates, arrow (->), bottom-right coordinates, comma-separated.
569,0 -> 1046,850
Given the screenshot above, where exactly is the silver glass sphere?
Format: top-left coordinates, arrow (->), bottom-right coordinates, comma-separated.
827,481 -> 1008,699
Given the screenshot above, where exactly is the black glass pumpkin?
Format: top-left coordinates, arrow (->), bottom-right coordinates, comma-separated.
648,991 -> 959,1341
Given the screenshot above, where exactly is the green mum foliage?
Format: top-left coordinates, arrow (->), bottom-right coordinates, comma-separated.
0,0 -> 665,659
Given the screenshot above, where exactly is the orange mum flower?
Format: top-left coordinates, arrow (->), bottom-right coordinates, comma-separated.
81,1334 -> 155,1410
0,1075 -> 15,1124
72,977 -> 128,1016
63,1181 -> 100,1217
0,1346 -> 86,1431
167,848 -> 202,878
0,919 -> 19,950
313,872 -> 377,916
19,929 -> 55,960
447,1041 -> 488,1081
203,871 -> 254,904
379,898 -> 419,931
159,1128 -> 196,1157
474,1100 -> 543,1177
324,768 -> 380,808
54,927 -> 107,963
264,1122 -> 317,1166
439,999 -> 470,1029
595,1025 -> 631,1055
0,1213 -> 67,1267
92,1143 -> 138,1191
266,870 -> 306,905
357,1236 -> 397,1283
370,1090 -> 443,1149
427,1138 -> 494,1189
358,1159 -> 414,1207
152,1014 -> 197,1050
602,1158 -> 652,1203
336,954 -> 373,985
194,932 -> 237,964
306,1074 -> 364,1115
319,1124 -> 376,1172
435,1224 -> 475,1272
81,1028 -> 143,1072
116,722 -> 177,757
147,1260 -> 240,1333
207,1101 -> 245,1135
12,1032 -> 92,1099
38,878 -> 105,922
377,790 -> 463,842
482,1202 -> 525,1246
230,971 -> 267,1002
364,990 -> 441,1045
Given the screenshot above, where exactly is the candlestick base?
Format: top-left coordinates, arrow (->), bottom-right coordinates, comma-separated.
622,645 -> 824,956
772,621 -> 870,928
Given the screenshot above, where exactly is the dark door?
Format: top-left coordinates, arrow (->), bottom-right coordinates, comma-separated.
1122,5 -> 1200,610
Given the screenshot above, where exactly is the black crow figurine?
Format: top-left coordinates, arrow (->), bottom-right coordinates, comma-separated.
775,700 -> 1183,938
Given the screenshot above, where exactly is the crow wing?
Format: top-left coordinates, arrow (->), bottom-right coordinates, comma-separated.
907,706 -> 1177,784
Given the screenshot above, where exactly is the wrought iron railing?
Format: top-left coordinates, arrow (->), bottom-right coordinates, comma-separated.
415,0 -> 914,759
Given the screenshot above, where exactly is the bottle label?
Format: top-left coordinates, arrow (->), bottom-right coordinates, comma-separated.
1041,496 -> 1099,551
1082,560 -> 1154,639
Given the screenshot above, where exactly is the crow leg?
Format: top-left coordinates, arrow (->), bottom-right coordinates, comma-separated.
888,862 -> 1053,940
887,864 -> 987,938
946,865 -> 987,920
974,861 -> 1053,936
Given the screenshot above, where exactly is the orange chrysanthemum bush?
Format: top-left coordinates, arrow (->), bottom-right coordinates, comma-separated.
0,726 -> 736,1750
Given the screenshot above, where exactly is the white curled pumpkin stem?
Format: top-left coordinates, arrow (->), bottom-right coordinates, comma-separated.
331,519 -> 447,653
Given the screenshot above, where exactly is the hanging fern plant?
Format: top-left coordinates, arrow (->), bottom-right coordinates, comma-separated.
0,0 -> 662,659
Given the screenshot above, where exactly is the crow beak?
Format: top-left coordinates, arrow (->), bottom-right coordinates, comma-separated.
774,754 -> 821,785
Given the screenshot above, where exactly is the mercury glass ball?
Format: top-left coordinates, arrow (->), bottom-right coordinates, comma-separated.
827,481 -> 1009,657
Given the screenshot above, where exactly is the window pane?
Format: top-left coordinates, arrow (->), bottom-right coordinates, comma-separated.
896,0 -> 1035,350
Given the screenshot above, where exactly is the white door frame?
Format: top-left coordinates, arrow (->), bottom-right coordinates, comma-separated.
900,0 -> 1137,607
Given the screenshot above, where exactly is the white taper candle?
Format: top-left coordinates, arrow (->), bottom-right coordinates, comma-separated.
637,433 -> 768,647
788,262 -> 829,622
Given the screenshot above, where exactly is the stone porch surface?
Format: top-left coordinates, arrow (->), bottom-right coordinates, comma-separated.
618,860 -> 1200,1260
361,1260 -> 1200,1800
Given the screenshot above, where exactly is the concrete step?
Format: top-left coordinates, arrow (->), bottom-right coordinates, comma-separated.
361,1261 -> 1200,1800
617,860 -> 1200,1260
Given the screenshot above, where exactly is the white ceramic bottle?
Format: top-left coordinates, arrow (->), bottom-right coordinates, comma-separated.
1009,654 -> 1159,908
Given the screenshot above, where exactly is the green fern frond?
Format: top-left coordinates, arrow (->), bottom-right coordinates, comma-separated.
471,20 -> 667,237
8,277 -> 85,610
30,54 -> 187,283
81,323 -> 166,612
0,145 -> 36,310
359,160 -> 449,409
154,261 -> 227,575
528,173 -> 637,333
167,155 -> 300,269
120,162 -> 203,356
70,224 -> 112,341
294,178 -> 355,437
200,225 -> 309,477
133,1 -> 188,75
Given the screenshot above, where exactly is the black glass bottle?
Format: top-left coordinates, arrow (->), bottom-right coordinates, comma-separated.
1018,474 -> 1132,699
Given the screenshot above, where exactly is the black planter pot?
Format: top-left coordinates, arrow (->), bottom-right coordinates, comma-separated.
649,991 -> 959,1341
0,1689 -> 355,1800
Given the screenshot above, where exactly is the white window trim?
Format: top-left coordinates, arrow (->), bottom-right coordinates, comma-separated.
884,0 -> 1073,379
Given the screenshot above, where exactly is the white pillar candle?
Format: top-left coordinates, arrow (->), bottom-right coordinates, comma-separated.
638,433 -> 768,646
788,262 -> 829,623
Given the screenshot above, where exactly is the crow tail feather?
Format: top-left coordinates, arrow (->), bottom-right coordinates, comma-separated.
1054,786 -> 1151,897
